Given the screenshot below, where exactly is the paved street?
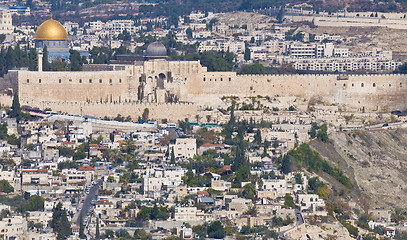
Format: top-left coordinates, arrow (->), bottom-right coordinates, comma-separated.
77,180 -> 103,223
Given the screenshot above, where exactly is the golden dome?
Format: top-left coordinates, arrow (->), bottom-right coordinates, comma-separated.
35,18 -> 68,41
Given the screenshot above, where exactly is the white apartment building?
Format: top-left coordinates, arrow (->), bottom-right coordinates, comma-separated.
169,138 -> 196,159
192,29 -> 211,39
0,216 -> 27,240
62,166 -> 95,185
189,23 -> 207,30
189,11 -> 206,21
22,169 -> 50,185
106,20 -> 137,35
0,10 -> 13,34
85,21 -> 104,33
173,206 -> 205,221
142,166 -> 187,193
286,42 -> 337,58
288,57 -> 400,72
211,179 -> 232,192
261,179 -> 288,197
296,194 -> 325,212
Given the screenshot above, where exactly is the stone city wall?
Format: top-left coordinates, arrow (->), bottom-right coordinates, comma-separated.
191,73 -> 407,112
0,94 -> 12,107
289,15 -> 407,29
19,100 -> 198,122
17,70 -> 132,103
12,61 -> 407,120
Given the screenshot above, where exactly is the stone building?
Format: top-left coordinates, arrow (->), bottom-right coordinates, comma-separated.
0,27 -> 407,122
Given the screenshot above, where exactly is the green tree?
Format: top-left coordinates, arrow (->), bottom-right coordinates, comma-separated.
277,7 -> 285,23
241,183 -> 256,201
0,123 -> 7,140
103,230 -> 115,238
244,47 -> 251,61
96,218 -> 100,239
42,45 -> 51,71
283,194 -> 295,208
142,108 -> 149,121
239,63 -> 267,74
281,155 -> 292,174
28,48 -> 37,71
115,229 -> 130,238
317,124 -> 329,142
254,129 -> 261,144
207,221 -> 225,239
151,204 -> 159,220
170,147 -> 175,164
186,27 -> 193,39
58,146 -> 75,158
9,91 -> 21,120
50,202 -> 71,240
69,49 -> 83,71
79,217 -> 85,239
22,195 -> 44,212
0,180 -> 14,193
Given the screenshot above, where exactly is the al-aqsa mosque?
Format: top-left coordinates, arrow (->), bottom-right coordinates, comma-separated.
34,17 -> 70,62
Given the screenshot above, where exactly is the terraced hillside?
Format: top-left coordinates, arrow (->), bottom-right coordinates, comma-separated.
310,128 -> 407,209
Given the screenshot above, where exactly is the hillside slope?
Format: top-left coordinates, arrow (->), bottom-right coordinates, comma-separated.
310,128 -> 407,209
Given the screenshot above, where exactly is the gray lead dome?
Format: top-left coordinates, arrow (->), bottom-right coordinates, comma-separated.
146,42 -> 167,57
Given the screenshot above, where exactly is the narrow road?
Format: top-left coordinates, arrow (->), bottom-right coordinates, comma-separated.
77,180 -> 103,223
295,209 -> 304,225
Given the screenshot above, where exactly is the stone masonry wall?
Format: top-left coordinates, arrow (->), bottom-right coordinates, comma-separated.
20,100 -> 198,122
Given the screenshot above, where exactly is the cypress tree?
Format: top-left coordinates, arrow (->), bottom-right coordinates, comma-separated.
9,91 -> 21,121
254,129 -> 262,144
42,45 -> 51,71
170,147 -> 175,164
50,202 -> 71,240
95,218 -> 100,239
244,47 -> 251,61
79,217 -> 85,239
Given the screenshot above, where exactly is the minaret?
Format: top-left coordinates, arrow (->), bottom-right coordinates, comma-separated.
38,51 -> 43,72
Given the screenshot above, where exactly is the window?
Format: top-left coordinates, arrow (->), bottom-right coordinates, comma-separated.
361,83 -> 364,87
59,79 -> 61,83
38,79 -> 41,83
109,79 -> 112,84
203,77 -> 206,81
69,79 -> 72,82
99,79 -> 102,83
27,79 -> 29,83
229,77 -> 231,81
343,83 -> 346,87
389,84 -> 392,87
373,83 -> 376,87
119,79 -> 122,83
220,78 -> 223,81
352,83 -> 354,87
89,79 -> 92,83
79,79 -> 82,83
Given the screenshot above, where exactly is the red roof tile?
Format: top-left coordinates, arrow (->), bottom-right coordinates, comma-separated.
78,166 -> 95,171
223,165 -> 232,171
197,191 -> 209,196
